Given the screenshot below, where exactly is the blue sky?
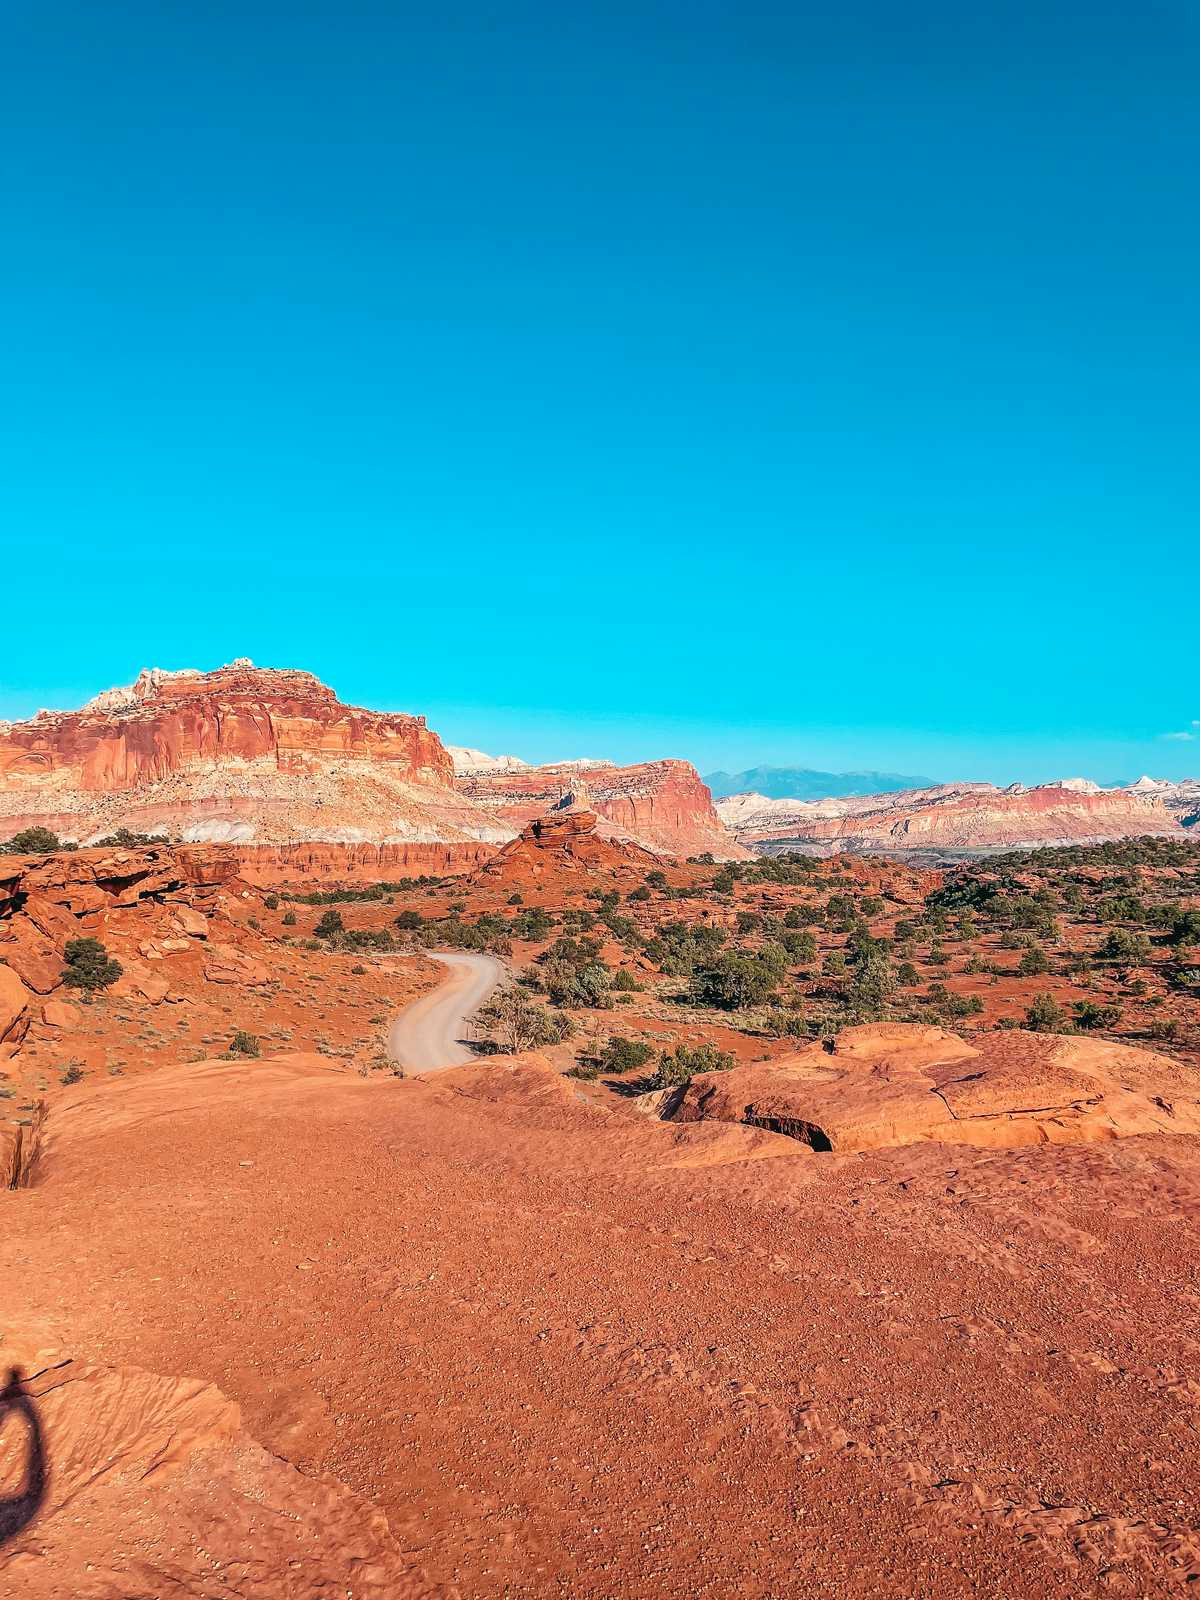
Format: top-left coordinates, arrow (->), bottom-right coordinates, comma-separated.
1,2 -> 1196,784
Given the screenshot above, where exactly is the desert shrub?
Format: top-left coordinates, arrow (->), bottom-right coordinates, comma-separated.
761,1006 -> 810,1038
1170,910 -> 1200,946
282,910 -> 297,926
475,987 -> 574,1053
1025,993 -> 1068,1033
511,907 -> 554,941
595,1036 -> 654,1074
653,1040 -> 735,1090
646,870 -> 668,890
779,929 -> 817,963
508,893 -> 524,905
1073,1000 -> 1122,1030
315,909 -> 344,940
60,1062 -> 85,1085
644,921 -> 726,977
394,909 -> 424,931
264,894 -> 280,910
896,961 -> 920,986
226,1030 -> 260,1058
691,952 -> 781,1010
736,910 -> 764,936
61,937 -> 122,994
350,963 -> 367,975
843,951 -> 896,1021
610,968 -> 643,992
1018,946 -> 1051,977
1095,929 -> 1152,964
5,826 -> 65,855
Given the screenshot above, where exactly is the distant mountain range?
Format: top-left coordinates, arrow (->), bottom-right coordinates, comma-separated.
704,766 -> 938,802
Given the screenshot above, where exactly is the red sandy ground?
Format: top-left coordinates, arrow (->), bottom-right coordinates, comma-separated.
4,1048 -> 1200,1596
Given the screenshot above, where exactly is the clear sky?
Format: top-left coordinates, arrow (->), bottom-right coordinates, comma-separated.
2,2 -> 1196,784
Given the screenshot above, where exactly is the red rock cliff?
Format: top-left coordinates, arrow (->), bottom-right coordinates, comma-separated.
0,661 -> 507,848
456,759 -> 748,859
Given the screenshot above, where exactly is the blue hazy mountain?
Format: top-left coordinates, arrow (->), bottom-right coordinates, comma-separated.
704,766 -> 937,801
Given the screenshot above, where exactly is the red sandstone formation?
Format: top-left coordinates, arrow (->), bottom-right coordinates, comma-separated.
234,840 -> 495,884
718,781 -> 1187,856
0,844 -> 257,1062
670,1022 -> 1200,1151
472,806 -> 658,889
0,662 -> 746,862
457,757 -> 747,859
0,660 -> 506,849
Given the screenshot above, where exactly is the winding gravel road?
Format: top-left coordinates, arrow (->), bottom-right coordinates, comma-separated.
388,952 -> 504,1073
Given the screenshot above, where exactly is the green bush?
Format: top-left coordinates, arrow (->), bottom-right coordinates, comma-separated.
61,937 -> 123,994
653,1040 -> 736,1090
595,1036 -> 654,1074
1025,993 -> 1068,1033
227,1030 -> 260,1058
315,910 -> 345,940
691,953 -> 781,1010
5,825 -> 66,855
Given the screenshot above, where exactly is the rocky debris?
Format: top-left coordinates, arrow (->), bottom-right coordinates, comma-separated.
0,844 -> 269,1045
457,756 -> 747,859
202,942 -> 272,987
671,1022 -> 1200,1151
718,781 -> 1188,856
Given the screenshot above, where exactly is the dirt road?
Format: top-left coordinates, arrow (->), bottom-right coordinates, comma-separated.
387,951 -> 504,1072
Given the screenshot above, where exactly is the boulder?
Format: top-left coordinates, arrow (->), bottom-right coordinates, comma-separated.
0,922 -> 64,993
203,943 -> 271,987
113,960 -> 170,1006
171,905 -> 209,938
0,962 -> 33,1044
41,997 -> 80,1030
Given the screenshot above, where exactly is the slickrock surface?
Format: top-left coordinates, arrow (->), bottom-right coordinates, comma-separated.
672,1022 -> 1200,1151
5,1042 -> 1200,1595
719,782 -> 1187,856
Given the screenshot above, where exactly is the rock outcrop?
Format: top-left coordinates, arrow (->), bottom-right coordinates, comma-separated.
0,663 -> 747,861
718,782 -> 1188,857
671,1022 -> 1200,1151
472,807 -> 659,889
0,660 -> 505,848
458,758 -> 747,859
0,843 -> 260,1033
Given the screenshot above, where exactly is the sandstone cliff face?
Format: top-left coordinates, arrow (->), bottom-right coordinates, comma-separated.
718,782 -> 1187,857
0,664 -> 746,862
457,759 -> 748,860
0,661 -> 506,849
